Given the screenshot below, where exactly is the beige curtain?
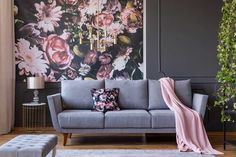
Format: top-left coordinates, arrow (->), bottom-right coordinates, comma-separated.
0,0 -> 15,135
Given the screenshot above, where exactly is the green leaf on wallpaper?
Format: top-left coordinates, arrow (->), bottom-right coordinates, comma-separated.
131,68 -> 136,80
15,19 -> 24,24
84,77 -> 94,80
138,47 -> 142,58
118,35 -> 131,44
130,14 -> 138,23
73,45 -> 83,57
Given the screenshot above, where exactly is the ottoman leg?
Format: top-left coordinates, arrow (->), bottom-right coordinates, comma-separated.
52,147 -> 56,157
63,133 -> 68,146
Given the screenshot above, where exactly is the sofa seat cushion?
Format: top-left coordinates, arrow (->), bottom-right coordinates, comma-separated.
149,110 -> 175,128
148,79 -> 192,109
105,110 -> 151,128
105,80 -> 148,109
58,110 -> 104,129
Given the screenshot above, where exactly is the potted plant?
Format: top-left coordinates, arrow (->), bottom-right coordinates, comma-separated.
215,0 -> 236,122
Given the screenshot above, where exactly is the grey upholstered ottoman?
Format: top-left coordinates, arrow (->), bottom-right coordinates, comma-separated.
0,134 -> 57,157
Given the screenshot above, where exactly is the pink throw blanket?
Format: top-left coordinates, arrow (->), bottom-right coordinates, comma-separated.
159,77 -> 223,155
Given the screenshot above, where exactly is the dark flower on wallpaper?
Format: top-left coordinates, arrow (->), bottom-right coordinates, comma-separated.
19,23 -> 44,44
92,12 -> 114,29
78,63 -> 91,76
44,71 -> 57,82
84,51 -> 97,65
97,64 -> 112,80
66,68 -> 78,79
19,23 -> 40,37
43,34 -> 74,70
106,0 -> 122,13
112,71 -> 130,80
120,2 -> 143,33
99,53 -> 112,65
15,39 -> 49,76
112,47 -> 132,71
34,1 -> 63,32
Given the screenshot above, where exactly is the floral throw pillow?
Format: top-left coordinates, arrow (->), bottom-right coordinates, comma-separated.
91,88 -> 120,112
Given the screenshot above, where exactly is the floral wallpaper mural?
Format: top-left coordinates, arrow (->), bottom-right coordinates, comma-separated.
14,0 -> 143,82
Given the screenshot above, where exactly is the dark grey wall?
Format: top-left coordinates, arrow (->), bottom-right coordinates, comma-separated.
146,0 -> 228,131
15,0 -> 233,131
146,0 -> 220,80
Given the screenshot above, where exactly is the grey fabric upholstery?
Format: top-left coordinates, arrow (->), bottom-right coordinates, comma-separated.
58,110 -> 104,129
192,93 -> 208,119
105,110 -> 151,128
0,135 -> 57,157
61,80 -> 104,109
175,80 -> 192,108
105,80 -> 148,109
148,80 -> 166,109
47,93 -> 62,132
60,128 -> 176,134
149,110 -> 175,128
47,80 -> 208,136
148,79 -> 192,109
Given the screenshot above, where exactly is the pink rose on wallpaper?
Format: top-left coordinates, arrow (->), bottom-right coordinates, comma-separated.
66,68 -> 78,79
121,6 -> 143,33
92,12 -> 114,29
97,64 -> 112,80
43,34 -> 73,70
84,51 -> 97,65
99,53 -> 112,65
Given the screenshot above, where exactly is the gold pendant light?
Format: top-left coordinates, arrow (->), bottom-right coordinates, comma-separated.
78,0 -> 117,52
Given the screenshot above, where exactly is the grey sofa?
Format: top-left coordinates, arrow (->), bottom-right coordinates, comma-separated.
47,79 -> 208,146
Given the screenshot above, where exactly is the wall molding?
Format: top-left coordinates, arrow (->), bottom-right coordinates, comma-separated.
156,0 -> 218,81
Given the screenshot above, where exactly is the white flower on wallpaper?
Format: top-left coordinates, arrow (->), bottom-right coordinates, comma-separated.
15,39 -> 49,75
138,63 -> 144,73
112,47 -> 132,71
35,1 -> 63,32
78,63 -> 91,76
107,22 -> 124,36
83,0 -> 108,15
14,0 -> 143,82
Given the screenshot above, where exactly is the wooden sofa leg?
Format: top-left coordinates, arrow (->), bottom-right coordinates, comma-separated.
63,133 -> 68,146
142,133 -> 147,144
68,133 -> 72,138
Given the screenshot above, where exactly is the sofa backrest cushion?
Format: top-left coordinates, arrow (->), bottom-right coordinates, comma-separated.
61,80 -> 105,109
148,79 -> 192,110
105,80 -> 148,109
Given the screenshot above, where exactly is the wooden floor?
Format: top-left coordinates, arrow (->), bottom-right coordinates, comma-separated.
0,128 -> 235,157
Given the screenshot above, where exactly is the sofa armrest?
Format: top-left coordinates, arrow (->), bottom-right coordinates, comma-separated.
192,93 -> 208,119
47,93 -> 63,132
